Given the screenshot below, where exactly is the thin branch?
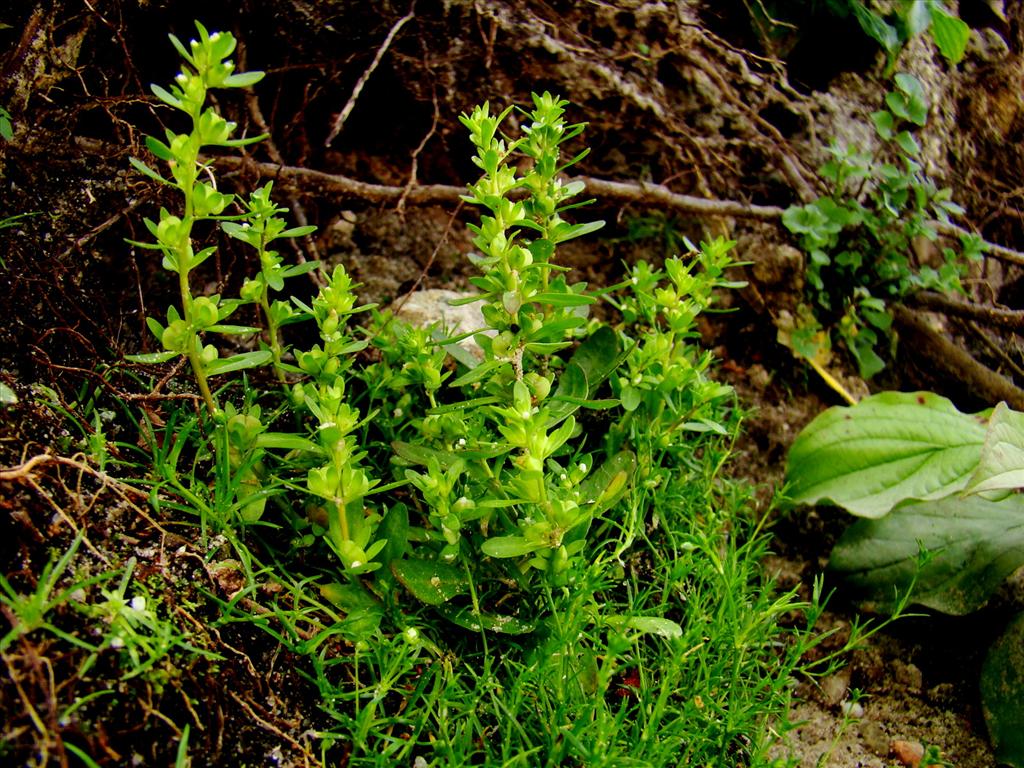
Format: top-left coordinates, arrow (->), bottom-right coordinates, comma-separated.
581,176 -> 786,220
213,156 -> 788,220
907,291 -> 1024,331
963,319 -> 1024,381
66,134 -> 1024,264
892,304 -> 1024,409
323,2 -> 417,147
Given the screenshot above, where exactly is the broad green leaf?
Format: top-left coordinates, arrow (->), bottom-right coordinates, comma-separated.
850,1 -> 901,55
446,294 -> 483,307
680,419 -> 729,435
435,330 -> 481,370
523,341 -> 572,354
145,316 -> 166,341
545,362 -> 588,425
391,558 -> 469,606
604,614 -> 683,639
255,433 -> 319,452
531,291 -> 595,307
280,261 -> 321,278
786,391 -> 986,517
845,326 -> 885,379
929,6 -> 970,64
620,385 -> 643,412
150,83 -> 182,110
204,350 -> 272,376
378,503 -> 410,569
207,324 -> 260,334
144,135 -> 175,161
551,219 -> 605,244
392,441 -> 462,469
481,536 -> 542,558
319,582 -> 383,641
905,0 -> 932,37
890,74 -> 929,125
830,495 -> 1024,614
578,450 -> 636,516
528,238 -> 555,262
125,350 -> 181,364
570,326 -> 626,398
782,204 -> 827,236
320,581 -> 381,612
967,402 -> 1024,494
871,110 -> 895,140
438,605 -> 535,634
427,396 -> 502,415
0,382 -> 17,405
981,612 -> 1024,766
218,133 -> 269,148
129,157 -> 169,185
526,315 -> 586,342
450,358 -> 504,387
277,225 -> 317,239
223,71 -> 266,88
894,130 -> 920,156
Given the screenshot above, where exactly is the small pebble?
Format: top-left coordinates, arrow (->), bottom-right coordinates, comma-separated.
891,739 -> 925,767
820,671 -> 850,706
894,660 -> 924,691
841,699 -> 864,718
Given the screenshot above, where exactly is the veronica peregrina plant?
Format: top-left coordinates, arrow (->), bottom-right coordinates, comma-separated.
127,22 -> 273,414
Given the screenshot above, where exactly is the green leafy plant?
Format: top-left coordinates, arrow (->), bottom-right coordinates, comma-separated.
748,1 -> 970,73
126,22 -> 744,632
0,532 -> 100,653
0,105 -> 12,141
850,0 -> 970,72
107,20 -> 878,764
126,21 -> 275,415
783,73 -> 983,377
786,391 -> 1024,765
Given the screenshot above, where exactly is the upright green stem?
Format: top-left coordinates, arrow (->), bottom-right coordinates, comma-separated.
178,147 -> 220,415
258,282 -> 289,392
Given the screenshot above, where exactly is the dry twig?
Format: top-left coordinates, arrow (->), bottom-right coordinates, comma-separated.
907,291 -> 1024,331
892,304 -> 1024,409
323,2 -> 418,147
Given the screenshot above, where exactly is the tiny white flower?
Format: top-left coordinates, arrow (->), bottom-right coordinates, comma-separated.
559,473 -> 567,481
130,596 -> 146,612
578,462 -> 587,473
393,407 -> 403,418
631,276 -> 639,285
110,636 -> 125,649
457,437 -> 466,447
